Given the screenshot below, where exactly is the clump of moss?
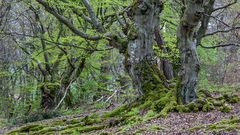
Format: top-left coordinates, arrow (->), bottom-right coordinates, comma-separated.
187,102 -> 199,112
175,105 -> 189,112
220,104 -> 232,113
144,110 -> 156,118
127,108 -> 140,116
212,99 -> 225,106
77,125 -> 105,133
202,101 -> 214,112
7,124 -> 44,134
190,116 -> 240,132
103,104 -> 128,118
229,95 -> 240,103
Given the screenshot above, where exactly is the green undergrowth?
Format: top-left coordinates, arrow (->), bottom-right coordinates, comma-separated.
189,116 -> 240,132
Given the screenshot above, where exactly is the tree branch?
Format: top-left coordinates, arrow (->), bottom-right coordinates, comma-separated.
36,0 -> 101,40
213,0 -> 237,12
203,26 -> 240,37
81,0 -> 104,32
200,43 -> 240,49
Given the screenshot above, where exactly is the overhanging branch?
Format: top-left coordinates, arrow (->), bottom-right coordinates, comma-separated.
36,0 -> 101,40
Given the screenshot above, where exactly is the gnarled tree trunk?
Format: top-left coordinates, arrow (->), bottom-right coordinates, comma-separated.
125,0 -> 165,96
177,0 -> 204,104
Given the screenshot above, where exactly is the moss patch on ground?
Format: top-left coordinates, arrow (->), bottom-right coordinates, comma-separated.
189,116 -> 240,132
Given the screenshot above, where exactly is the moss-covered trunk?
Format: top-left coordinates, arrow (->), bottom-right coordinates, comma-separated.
56,58 -> 86,109
40,83 -> 59,110
125,0 -> 165,96
177,0 -> 204,104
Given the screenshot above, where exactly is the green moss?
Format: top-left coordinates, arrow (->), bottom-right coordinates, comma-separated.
229,95 -> 240,103
31,127 -> 56,134
202,101 -> 214,112
7,124 -> 45,134
219,104 -> 232,113
149,123 -> 168,131
175,105 -> 190,112
187,102 -> 199,112
223,93 -> 230,101
81,115 -> 102,125
65,118 -> 79,125
144,110 -> 156,118
212,99 -> 225,106
160,100 -> 177,117
190,116 -> 240,132
29,125 -> 45,131
126,108 -> 140,116
122,115 -> 142,125
103,104 -> 128,118
77,125 -> 105,133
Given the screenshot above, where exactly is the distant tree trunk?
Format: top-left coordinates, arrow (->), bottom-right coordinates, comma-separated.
177,0 -> 204,104
154,27 -> 174,80
56,58 -> 86,109
125,0 -> 166,96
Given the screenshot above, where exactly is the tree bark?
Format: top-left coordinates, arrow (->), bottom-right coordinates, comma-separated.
177,0 -> 204,104
125,0 -> 165,96
40,83 -> 58,110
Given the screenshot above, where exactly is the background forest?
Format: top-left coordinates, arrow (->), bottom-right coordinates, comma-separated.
0,0 -> 240,134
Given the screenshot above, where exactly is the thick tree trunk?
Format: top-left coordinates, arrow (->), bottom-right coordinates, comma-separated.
125,0 -> 165,95
177,0 -> 204,104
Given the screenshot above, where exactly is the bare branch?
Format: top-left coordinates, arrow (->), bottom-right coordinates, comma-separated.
203,26 -> 240,37
213,0 -> 237,12
200,43 -> 240,49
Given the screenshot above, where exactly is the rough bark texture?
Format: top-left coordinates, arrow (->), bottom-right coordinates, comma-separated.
177,0 -> 204,104
125,0 -> 165,95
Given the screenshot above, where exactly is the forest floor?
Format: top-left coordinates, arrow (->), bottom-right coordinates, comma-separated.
1,92 -> 240,135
